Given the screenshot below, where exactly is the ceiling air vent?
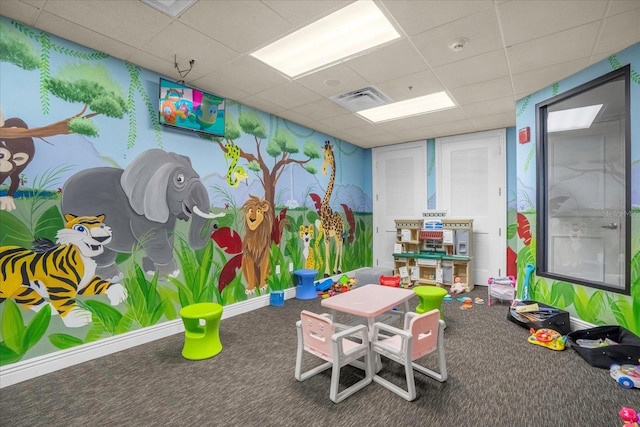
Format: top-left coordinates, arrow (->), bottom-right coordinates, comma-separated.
331,87 -> 392,112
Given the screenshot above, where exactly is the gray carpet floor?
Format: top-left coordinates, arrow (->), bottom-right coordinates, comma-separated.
1,286 -> 636,426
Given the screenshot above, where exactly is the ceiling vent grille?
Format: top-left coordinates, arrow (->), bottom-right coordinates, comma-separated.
330,87 -> 392,112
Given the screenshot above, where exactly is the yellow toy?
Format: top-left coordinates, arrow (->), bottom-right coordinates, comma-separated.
527,328 -> 567,351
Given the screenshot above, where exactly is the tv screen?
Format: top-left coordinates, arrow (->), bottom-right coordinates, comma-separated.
158,78 -> 225,138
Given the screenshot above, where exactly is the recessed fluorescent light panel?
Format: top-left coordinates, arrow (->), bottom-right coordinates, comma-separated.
356,91 -> 456,123
250,0 -> 401,78
547,104 -> 603,132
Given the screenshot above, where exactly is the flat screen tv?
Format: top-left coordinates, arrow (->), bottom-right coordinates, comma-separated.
158,78 -> 225,137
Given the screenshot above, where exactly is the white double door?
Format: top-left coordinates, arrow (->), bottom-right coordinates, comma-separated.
373,130 -> 505,286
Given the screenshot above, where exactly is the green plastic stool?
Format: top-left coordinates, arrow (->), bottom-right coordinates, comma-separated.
179,302 -> 223,360
414,286 -> 448,318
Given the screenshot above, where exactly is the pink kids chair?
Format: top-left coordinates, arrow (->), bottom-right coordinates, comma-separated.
295,310 -> 373,403
371,309 -> 447,401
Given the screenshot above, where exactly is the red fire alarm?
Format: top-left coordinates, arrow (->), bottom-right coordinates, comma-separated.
518,127 -> 530,144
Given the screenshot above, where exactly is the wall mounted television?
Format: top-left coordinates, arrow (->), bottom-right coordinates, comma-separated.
158,78 -> 225,138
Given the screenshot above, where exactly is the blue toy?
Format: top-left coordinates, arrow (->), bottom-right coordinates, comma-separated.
315,278 -> 334,292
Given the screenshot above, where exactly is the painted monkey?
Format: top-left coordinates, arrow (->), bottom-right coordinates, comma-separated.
0,118 -> 35,211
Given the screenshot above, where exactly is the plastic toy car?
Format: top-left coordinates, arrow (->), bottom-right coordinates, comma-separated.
527,328 -> 567,351
610,364 -> 640,389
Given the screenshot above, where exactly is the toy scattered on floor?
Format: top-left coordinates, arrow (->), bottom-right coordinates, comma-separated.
450,276 -> 466,294
619,407 -> 639,427
444,294 -> 453,301
527,328 -> 567,351
610,364 -> 640,389
576,337 -> 619,348
457,296 -> 473,310
474,297 -> 484,305
317,275 -> 355,297
316,278 -> 334,292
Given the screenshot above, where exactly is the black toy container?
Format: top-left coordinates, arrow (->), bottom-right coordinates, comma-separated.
567,325 -> 640,369
507,300 -> 571,335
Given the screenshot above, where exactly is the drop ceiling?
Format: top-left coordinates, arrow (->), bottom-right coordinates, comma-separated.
1,0 -> 639,148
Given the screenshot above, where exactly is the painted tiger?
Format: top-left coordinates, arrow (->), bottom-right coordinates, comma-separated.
0,214 -> 128,328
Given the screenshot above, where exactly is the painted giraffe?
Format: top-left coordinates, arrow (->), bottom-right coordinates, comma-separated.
319,141 -> 344,277
299,225 -> 315,269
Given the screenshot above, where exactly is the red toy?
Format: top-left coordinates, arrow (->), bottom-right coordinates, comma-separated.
619,407 -> 639,427
379,275 -> 401,287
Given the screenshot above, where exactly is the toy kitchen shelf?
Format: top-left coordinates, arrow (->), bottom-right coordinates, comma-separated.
393,218 -> 474,291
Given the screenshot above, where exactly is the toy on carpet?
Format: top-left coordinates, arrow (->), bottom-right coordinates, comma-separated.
527,327 -> 567,351
610,364 -> 640,389
317,275 -> 355,297
619,407 -> 639,427
450,276 -> 466,294
379,275 -> 401,287
457,296 -> 472,310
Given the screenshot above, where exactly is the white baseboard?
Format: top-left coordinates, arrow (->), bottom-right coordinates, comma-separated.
9,270 -> 597,388
0,287 -> 298,389
570,316 -> 595,331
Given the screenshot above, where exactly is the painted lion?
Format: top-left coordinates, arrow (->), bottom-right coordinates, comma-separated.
242,195 -> 273,295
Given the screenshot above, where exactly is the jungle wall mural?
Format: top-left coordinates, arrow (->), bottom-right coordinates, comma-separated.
514,42 -> 640,335
0,18 -> 373,366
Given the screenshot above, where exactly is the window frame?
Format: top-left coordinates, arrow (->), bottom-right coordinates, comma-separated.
535,64 -> 631,295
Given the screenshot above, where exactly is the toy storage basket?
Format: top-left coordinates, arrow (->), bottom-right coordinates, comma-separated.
507,300 -> 571,335
567,326 -> 640,369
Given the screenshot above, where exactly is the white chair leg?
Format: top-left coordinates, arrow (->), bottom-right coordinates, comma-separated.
295,325 -> 331,381
331,351 -> 373,403
373,373 -> 415,401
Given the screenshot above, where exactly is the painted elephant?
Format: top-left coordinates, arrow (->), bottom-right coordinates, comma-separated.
61,148 -> 224,280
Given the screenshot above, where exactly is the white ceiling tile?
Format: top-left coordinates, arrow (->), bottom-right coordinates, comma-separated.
374,69 -> 444,102
295,63 -> 370,97
275,109 -> 315,128
128,50 -> 178,79
468,111 -> 515,130
212,55 -> 289,96
34,11 -> 138,61
383,0 -> 494,36
355,132 -> 397,147
430,120 -> 476,137
511,58 -> 589,99
0,0 -> 43,26
345,39 -> 427,84
462,96 -> 515,117
139,21 -> 239,75
607,0 -> 640,15
507,22 -> 600,75
394,125 -> 435,142
449,77 -> 514,105
238,95 -> 287,115
497,0 -> 608,47
317,113 -> 365,131
262,1 -> 351,25
254,81 -> 323,109
411,7 -> 502,68
41,0 -> 170,48
288,99 -> 348,121
594,8 -> 640,55
340,124 -> 384,138
434,49 -> 509,89
179,0 -> 292,53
